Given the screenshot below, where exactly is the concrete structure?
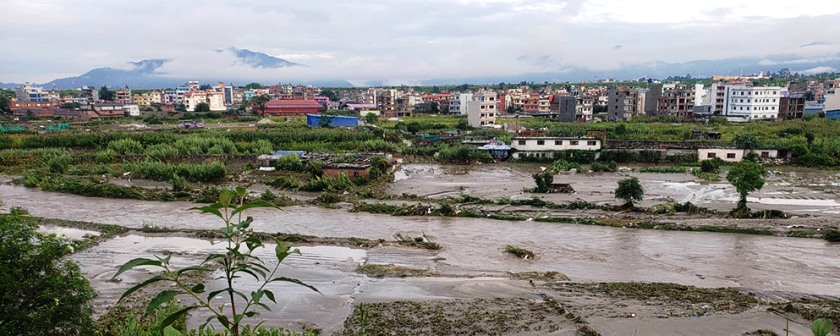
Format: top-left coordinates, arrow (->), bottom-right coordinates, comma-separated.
607,87 -> 641,121
723,85 -> 782,120
448,93 -> 473,115
306,114 -> 359,127
466,100 -> 497,128
698,148 -> 780,162
263,100 -> 324,116
123,104 -> 140,116
15,83 -> 50,103
779,94 -> 805,120
184,91 -> 226,112
322,162 -> 372,178
511,137 -> 601,159
824,88 -> 840,116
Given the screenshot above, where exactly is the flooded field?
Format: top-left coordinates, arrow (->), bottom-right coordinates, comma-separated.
3,164 -> 840,335
389,164 -> 840,214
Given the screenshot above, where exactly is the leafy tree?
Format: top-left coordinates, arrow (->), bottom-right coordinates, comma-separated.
59,102 -> 81,109
194,102 -> 211,112
726,161 -> 766,211
700,158 -> 724,173
614,124 -> 628,136
615,177 -> 644,207
532,170 -> 554,193
732,133 -> 759,149
320,89 -> 338,101
456,118 -> 471,131
0,89 -> 13,113
0,214 -> 97,336
429,102 -> 440,113
363,113 -> 378,125
99,86 -> 116,101
318,113 -> 335,127
244,82 -> 265,90
198,84 -> 212,91
248,95 -> 270,117
112,188 -> 319,336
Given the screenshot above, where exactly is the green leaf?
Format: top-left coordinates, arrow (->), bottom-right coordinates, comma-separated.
159,306 -> 198,331
274,241 -> 293,262
239,268 -> 261,281
244,311 -> 258,318
189,204 -> 224,219
235,186 -> 247,199
176,266 -> 209,277
264,290 -> 276,303
219,190 -> 234,208
118,275 -> 171,303
113,258 -> 163,279
163,326 -> 183,336
251,290 -> 264,304
145,290 -> 182,318
269,277 -> 321,294
207,289 -> 226,303
231,200 -> 278,217
190,283 -> 205,294
812,318 -> 834,336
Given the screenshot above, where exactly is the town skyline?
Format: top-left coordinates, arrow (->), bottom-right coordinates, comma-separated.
4,0 -> 840,85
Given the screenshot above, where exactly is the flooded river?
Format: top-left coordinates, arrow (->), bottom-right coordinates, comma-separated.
3,184 -> 839,298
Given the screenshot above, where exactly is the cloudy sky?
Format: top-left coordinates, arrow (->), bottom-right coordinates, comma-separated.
3,0 -> 840,84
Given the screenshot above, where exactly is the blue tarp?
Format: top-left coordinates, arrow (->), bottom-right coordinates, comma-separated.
306,114 -> 359,127
274,151 -> 306,157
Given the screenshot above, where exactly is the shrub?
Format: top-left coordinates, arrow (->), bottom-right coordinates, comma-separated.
269,176 -> 301,190
550,159 -> 581,172
275,154 -> 305,172
108,138 -> 144,155
47,153 -> 74,173
591,162 -> 608,172
504,245 -> 535,259
639,166 -> 685,173
700,158 -> 724,173
824,230 -> 840,242
95,149 -> 117,164
532,171 -> 554,193
0,214 -> 97,336
437,145 -> 492,164
615,177 -> 644,207
793,153 -> 837,167
301,173 -> 355,192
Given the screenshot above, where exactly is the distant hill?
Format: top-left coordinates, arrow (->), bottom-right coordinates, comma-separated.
221,47 -> 302,68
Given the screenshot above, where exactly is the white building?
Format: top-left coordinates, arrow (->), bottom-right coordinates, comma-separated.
723,85 -> 782,121
511,137 -> 601,159
123,104 -> 141,116
698,148 -> 780,163
448,93 -> 473,115
466,100 -> 497,128
184,92 -> 226,112
824,89 -> 840,113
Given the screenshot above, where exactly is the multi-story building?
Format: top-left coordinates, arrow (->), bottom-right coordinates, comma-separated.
448,93 -> 473,115
15,83 -> 50,103
184,91 -> 226,111
779,93 -> 805,120
510,137 -> 601,160
607,87 -> 642,121
555,95 -> 594,122
523,93 -> 540,113
132,91 -> 162,106
115,86 -> 133,104
466,100 -> 497,128
723,85 -> 782,120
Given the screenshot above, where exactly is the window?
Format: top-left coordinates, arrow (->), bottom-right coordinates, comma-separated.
537,140 -> 545,145
555,140 -> 562,145
727,153 -> 736,159
761,151 -> 769,158
588,141 -> 596,146
518,140 -> 526,145
570,140 -> 579,145
707,153 -> 716,158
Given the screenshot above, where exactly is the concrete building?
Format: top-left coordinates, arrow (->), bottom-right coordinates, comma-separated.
825,88 -> 840,120
448,93 -> 473,115
779,94 -> 805,120
184,91 -> 226,111
698,148 -> 780,163
466,100 -> 497,128
555,95 -> 593,122
723,85 -> 782,121
510,137 -> 601,159
263,99 -> 324,116
15,83 -> 50,103
115,87 -> 133,104
607,87 -> 641,121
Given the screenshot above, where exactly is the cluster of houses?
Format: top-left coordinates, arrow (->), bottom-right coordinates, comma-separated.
6,73 -> 840,123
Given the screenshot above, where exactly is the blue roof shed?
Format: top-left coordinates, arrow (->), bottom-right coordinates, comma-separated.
306,114 -> 359,127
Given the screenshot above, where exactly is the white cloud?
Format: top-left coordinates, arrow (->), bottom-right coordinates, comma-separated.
801,66 -> 837,74
1,0 -> 840,83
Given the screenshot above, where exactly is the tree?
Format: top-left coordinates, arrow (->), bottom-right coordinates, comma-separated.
99,86 -> 116,101
318,113 -> 335,127
248,95 -> 270,117
615,177 -> 644,207
320,89 -> 338,101
244,82 -> 265,90
194,102 -> 211,112
532,170 -> 554,193
363,113 -> 378,125
726,161 -> 766,212
112,188 -> 319,336
732,133 -> 759,149
198,84 -> 212,91
0,214 -> 97,336
59,102 -> 81,109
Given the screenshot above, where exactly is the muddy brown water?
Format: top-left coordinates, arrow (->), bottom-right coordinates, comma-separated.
3,183 -> 840,334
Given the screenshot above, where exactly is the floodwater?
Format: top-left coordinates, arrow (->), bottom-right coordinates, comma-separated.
3,184 -> 840,298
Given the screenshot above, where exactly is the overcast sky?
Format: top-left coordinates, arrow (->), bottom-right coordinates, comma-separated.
3,0 -> 840,84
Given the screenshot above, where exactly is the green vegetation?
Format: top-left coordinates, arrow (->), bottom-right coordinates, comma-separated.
615,177 -> 644,207
112,188 -> 319,335
436,144 -> 493,164
504,245 -> 536,259
356,264 -> 435,278
638,166 -> 686,173
531,170 -> 554,193
726,161 -> 767,215
0,213 -> 97,336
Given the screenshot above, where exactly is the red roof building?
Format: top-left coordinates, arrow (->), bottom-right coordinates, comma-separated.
263,99 -> 324,116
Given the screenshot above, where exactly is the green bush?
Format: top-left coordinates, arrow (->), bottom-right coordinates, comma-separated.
107,138 -> 144,155
275,154 -> 305,172
437,145 -> 492,164
794,153 -> 837,167
269,176 -> 302,190
95,149 -> 117,164
700,158 -> 724,173
639,166 -> 685,173
301,173 -> 355,192
0,214 -> 97,336
126,161 -> 227,183
47,153 -> 74,173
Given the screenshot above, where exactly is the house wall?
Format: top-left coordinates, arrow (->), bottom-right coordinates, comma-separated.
512,137 -> 601,151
